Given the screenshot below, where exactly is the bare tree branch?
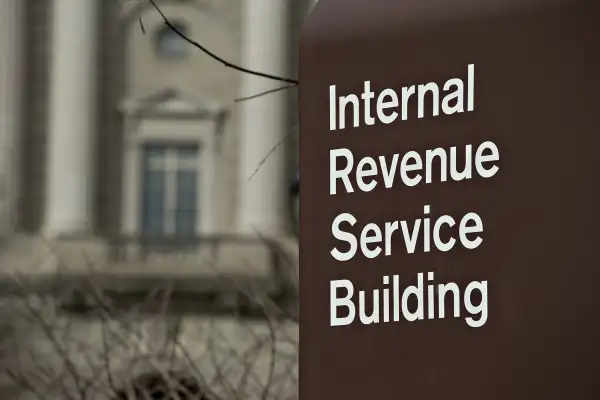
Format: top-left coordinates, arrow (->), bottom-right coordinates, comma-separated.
147,0 -> 299,85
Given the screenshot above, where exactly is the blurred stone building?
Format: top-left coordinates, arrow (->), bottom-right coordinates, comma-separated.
0,3 -> 309,399
0,0 -> 308,284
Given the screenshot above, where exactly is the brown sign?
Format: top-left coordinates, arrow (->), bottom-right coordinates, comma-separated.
299,0 -> 600,399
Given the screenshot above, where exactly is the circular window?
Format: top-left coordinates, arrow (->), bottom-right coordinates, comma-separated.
155,22 -> 189,61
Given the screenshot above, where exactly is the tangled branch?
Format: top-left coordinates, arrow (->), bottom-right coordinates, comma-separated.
0,244 -> 298,400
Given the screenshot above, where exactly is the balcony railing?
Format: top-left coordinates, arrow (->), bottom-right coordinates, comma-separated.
104,233 -> 297,300
0,233 -> 298,317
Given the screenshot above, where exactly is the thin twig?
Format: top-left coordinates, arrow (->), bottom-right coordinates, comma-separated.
247,130 -> 294,182
138,12 -> 146,34
235,84 -> 298,103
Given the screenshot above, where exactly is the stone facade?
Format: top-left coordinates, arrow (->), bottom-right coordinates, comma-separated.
0,1 -> 312,398
0,0 -> 306,282
1,0 -> 309,235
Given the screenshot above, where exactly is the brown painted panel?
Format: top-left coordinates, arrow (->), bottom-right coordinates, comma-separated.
299,1 -> 600,399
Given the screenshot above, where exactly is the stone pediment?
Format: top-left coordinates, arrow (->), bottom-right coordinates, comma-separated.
119,86 -> 221,118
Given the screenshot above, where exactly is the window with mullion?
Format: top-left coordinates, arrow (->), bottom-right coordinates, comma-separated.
141,144 -> 200,240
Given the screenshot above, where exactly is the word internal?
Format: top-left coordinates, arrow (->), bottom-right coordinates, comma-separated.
330,64 -> 475,130
331,272 -> 488,328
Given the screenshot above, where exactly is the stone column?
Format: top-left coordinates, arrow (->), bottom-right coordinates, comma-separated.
237,0 -> 291,235
44,0 -> 98,236
0,0 -> 25,236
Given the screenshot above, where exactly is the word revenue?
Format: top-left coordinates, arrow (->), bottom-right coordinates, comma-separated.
329,141 -> 499,195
